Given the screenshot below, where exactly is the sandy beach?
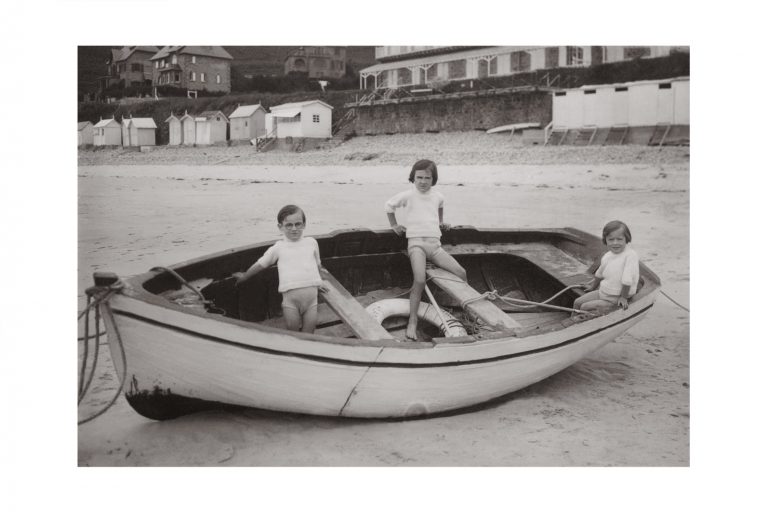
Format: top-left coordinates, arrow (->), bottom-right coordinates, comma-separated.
77,133 -> 689,466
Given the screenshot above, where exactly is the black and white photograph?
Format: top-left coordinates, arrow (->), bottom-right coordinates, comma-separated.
5,1 -> 765,510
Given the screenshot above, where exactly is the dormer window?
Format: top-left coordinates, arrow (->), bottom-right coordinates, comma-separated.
192,56 -> 196,64
172,54 -> 177,65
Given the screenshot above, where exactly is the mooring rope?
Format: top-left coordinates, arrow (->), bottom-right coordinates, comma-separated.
77,280 -> 128,424
661,290 -> 689,312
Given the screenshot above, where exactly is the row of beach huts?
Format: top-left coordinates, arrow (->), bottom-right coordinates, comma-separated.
78,100 -> 333,148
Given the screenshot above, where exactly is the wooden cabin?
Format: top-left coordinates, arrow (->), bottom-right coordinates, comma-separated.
180,112 -> 196,146
194,110 -> 228,145
229,104 -> 266,141
93,117 -> 122,146
78,121 -> 93,147
267,100 -> 333,139
121,117 -> 157,147
166,114 -> 182,145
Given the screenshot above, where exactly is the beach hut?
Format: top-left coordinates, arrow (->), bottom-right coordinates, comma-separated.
166,113 -> 182,146
78,121 -> 93,147
181,112 -> 196,146
229,104 -> 266,141
194,111 -> 228,145
121,117 -> 158,147
268,100 -> 333,139
93,117 -> 122,146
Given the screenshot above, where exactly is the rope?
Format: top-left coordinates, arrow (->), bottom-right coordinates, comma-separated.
150,266 -> 226,314
661,290 -> 690,312
77,280 -> 127,424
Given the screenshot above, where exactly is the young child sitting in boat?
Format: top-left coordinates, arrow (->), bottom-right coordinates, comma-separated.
574,220 -> 640,313
385,159 -> 468,340
234,205 -> 329,333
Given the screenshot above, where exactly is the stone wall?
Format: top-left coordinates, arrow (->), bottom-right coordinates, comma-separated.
353,90 -> 552,135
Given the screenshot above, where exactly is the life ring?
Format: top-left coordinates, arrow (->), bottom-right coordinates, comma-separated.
365,298 -> 468,337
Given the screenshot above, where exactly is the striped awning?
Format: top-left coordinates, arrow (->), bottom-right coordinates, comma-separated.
270,108 -> 301,118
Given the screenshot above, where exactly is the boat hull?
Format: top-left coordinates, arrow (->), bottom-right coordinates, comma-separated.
97,227 -> 661,420
102,290 -> 655,419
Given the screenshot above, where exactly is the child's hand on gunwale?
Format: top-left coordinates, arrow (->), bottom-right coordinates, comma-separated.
390,224 -> 406,236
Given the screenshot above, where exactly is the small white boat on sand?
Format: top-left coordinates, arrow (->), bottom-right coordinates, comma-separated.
88,227 -> 660,420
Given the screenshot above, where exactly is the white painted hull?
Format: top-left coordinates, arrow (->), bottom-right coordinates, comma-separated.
102,286 -> 657,419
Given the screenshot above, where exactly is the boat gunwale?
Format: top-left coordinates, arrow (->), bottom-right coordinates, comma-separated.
111,227 -> 661,348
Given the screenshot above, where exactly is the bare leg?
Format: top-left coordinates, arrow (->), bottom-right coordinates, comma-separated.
300,305 -> 318,333
573,290 -> 600,311
282,306 -> 302,331
430,249 -> 467,282
407,249 -> 427,340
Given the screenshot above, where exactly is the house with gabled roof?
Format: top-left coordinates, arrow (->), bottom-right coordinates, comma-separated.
121,117 -> 158,147
266,100 -> 333,139
229,104 -> 267,141
78,121 -> 94,147
150,46 -> 233,94
194,110 -> 228,145
98,46 -> 159,91
93,117 -> 122,146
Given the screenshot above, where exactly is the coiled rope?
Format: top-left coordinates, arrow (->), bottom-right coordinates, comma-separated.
150,266 -> 226,314
78,280 -> 128,425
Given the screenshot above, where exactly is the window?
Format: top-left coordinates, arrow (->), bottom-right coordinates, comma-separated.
245,120 -> 248,127
216,74 -> 221,84
155,61 -> 159,69
190,71 -> 196,81
192,56 -> 196,64
545,47 -> 559,68
172,54 -> 177,65
448,59 -> 466,79
511,51 -> 531,72
161,59 -> 166,67
201,73 -> 206,82
312,114 -> 320,123
174,72 -> 180,82
623,46 -> 651,59
566,46 -> 583,66
131,63 -> 142,72
397,68 -> 412,86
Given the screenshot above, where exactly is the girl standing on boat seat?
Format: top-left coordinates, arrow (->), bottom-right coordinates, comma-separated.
574,220 -> 640,313
385,159 -> 467,340
235,205 -> 329,333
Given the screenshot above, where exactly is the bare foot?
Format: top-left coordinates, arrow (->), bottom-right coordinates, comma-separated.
405,318 -> 418,340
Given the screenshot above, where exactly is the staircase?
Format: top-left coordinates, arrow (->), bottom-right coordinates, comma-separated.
545,128 -> 568,146
255,129 -> 277,152
648,123 -> 672,146
603,125 -> 629,145
573,126 -> 597,146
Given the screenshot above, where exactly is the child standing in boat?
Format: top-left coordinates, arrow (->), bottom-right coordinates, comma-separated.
235,205 -> 328,333
385,159 -> 467,340
574,220 -> 640,313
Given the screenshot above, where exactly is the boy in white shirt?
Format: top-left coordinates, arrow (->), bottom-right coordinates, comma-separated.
385,159 -> 467,340
235,205 -> 328,333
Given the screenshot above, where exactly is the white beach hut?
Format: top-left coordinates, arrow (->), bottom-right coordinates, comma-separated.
166,113 -> 182,146
194,111 -> 228,145
121,117 -> 157,147
78,121 -> 93,147
180,112 -> 196,146
93,117 -> 122,146
267,100 -> 333,139
229,104 -> 266,141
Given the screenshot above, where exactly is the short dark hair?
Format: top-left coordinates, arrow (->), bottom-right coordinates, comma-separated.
277,204 -> 306,225
602,220 -> 632,244
409,159 -> 438,185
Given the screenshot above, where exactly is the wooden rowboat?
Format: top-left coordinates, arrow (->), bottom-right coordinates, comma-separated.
92,227 -> 660,420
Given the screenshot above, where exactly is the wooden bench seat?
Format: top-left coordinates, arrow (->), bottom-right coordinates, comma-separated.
319,269 -> 394,340
425,267 -> 521,331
